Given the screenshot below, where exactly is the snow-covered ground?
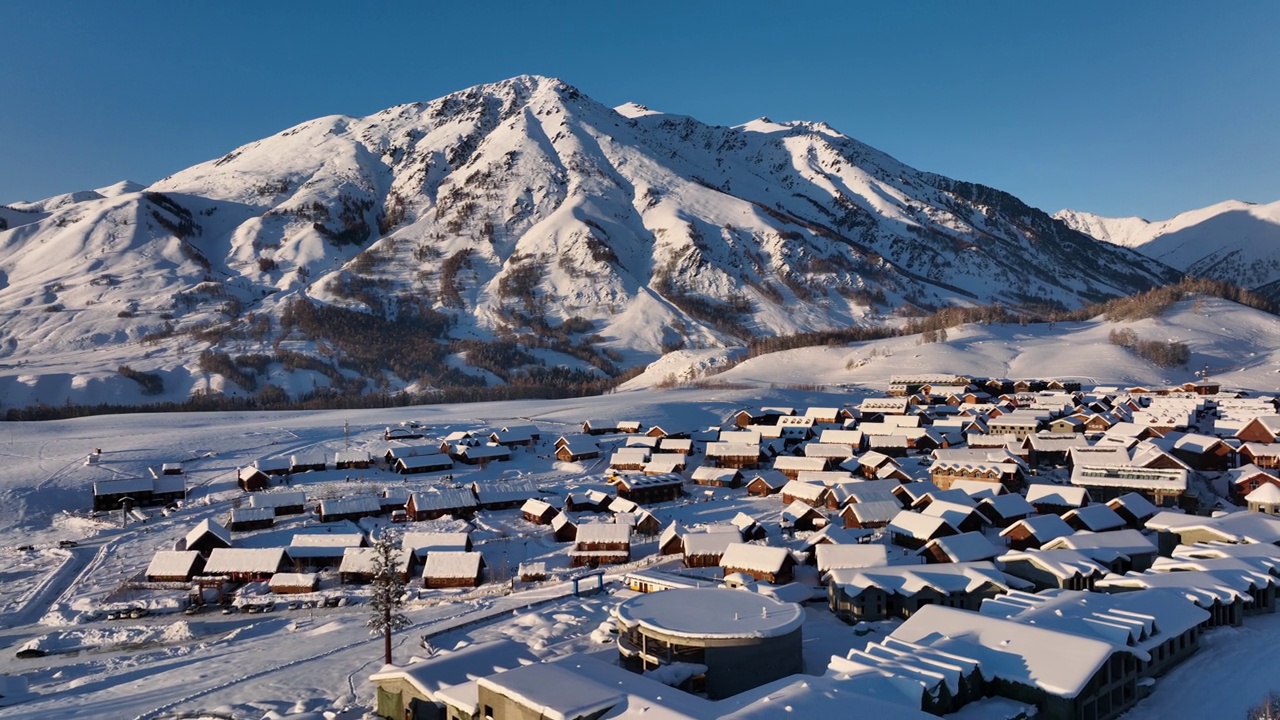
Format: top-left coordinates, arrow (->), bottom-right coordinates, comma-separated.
0,299 -> 1279,717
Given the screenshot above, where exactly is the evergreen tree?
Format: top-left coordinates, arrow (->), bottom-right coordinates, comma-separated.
366,530 -> 411,665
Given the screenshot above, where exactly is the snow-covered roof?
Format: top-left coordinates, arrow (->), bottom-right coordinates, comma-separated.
979,493 -> 1034,518
774,456 -> 828,472
185,518 -> 231,549
923,532 -> 1002,563
575,523 -> 631,545
921,500 -> 982,528
422,551 -> 484,579
980,588 -> 1208,656
409,488 -> 478,512
318,496 -> 381,516
719,543 -> 792,574
683,531 -> 739,557
998,514 -> 1074,543
844,500 -> 902,525
521,498 -> 555,517
827,561 -> 1021,597
814,543 -> 889,573
998,549 -> 1109,580
368,639 -> 536,700
146,550 -> 202,578
745,470 -> 787,489
397,454 -> 453,470
253,457 -> 291,472
269,572 -> 317,589
229,507 -> 275,524
1025,484 -> 1089,507
402,531 -> 471,555
947,479 -> 1005,500
887,511 -> 955,540
889,605 -> 1128,698
335,450 -> 371,464
1062,504 -> 1127,532
779,480 -> 826,502
472,479 -> 540,504
690,466 -> 740,483
1071,464 -> 1188,492
247,490 -> 307,508
616,473 -> 684,489
1105,492 -> 1158,520
1247,483 -> 1280,504
202,548 -> 285,575
614,587 -> 803,640
477,662 -> 624,720
705,442 -> 761,458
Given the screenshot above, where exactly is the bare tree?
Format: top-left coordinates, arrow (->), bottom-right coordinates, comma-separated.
366,530 -> 411,665
1248,692 -> 1280,720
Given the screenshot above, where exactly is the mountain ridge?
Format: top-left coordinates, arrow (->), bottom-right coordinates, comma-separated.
0,74 -> 1179,408
1055,199 -> 1280,296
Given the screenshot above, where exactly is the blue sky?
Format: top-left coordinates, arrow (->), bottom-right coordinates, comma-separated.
1,2 -> 1276,219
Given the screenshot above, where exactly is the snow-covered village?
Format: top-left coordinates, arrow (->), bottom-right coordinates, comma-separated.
5,329 -> 1280,720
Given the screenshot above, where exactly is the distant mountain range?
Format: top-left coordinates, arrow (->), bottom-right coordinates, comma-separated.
1056,200 -> 1280,297
0,75 -> 1180,408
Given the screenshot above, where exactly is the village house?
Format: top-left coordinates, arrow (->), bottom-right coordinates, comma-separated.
780,480 -> 830,508
334,450 -> 372,470
1070,464 -> 1191,510
473,480 -> 541,511
520,498 -> 557,525
554,437 -> 601,462
287,530 -> 366,569
1239,443 -> 1280,470
317,496 -> 382,524
920,532 -> 1003,564
886,605 -> 1143,720
1105,492 -> 1160,529
840,499 -> 902,530
368,639 -> 537,720
887,511 -> 958,550
92,475 -> 186,512
690,466 -> 742,488
827,562 -> 1021,623
1235,415 -> 1280,444
975,493 -> 1035,528
393,453 -> 453,475
1062,504 -> 1127,533
405,488 -> 478,521
253,457 -> 292,476
180,518 -> 232,557
705,441 -> 764,470
1041,529 -> 1160,573
773,455 -> 829,479
999,549 -> 1110,591
550,512 -> 577,543
338,546 -> 413,584
813,543 -> 889,580
719,542 -> 797,584
201,547 -> 288,583
269,572 -> 319,595
682,529 -> 740,568
999,514 -> 1076,551
289,451 -> 327,474
145,550 -> 205,582
422,551 -> 487,589
1025,484 -> 1090,516
237,466 -> 271,492
228,506 -> 275,532
745,470 -> 787,496
781,500 -> 827,532
246,490 -> 306,516
1248,483 -> 1280,514
1228,464 -> 1280,500
980,588 -> 1209,682
614,473 -> 684,504
570,523 -> 631,567
609,447 -> 650,471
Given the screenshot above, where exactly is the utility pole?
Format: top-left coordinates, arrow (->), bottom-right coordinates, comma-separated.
344,420 -> 350,450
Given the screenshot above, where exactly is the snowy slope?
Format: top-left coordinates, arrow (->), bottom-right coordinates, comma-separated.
0,75 -> 1179,408
1057,200 -> 1280,294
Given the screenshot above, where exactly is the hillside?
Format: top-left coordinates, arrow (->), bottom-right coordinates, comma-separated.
0,75 -> 1178,410
1056,200 -> 1280,296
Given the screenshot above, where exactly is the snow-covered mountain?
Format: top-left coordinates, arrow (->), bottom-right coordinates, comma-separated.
1056,200 -> 1280,296
0,75 -> 1178,407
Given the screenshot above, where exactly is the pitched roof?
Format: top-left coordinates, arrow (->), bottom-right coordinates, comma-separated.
719,543 -> 793,574
146,550 -> 202,578
422,551 -> 485,579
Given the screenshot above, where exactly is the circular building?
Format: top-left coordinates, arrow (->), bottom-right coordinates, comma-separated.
614,587 -> 804,699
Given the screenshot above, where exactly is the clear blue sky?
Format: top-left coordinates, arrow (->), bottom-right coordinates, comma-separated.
2,2 -> 1276,219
